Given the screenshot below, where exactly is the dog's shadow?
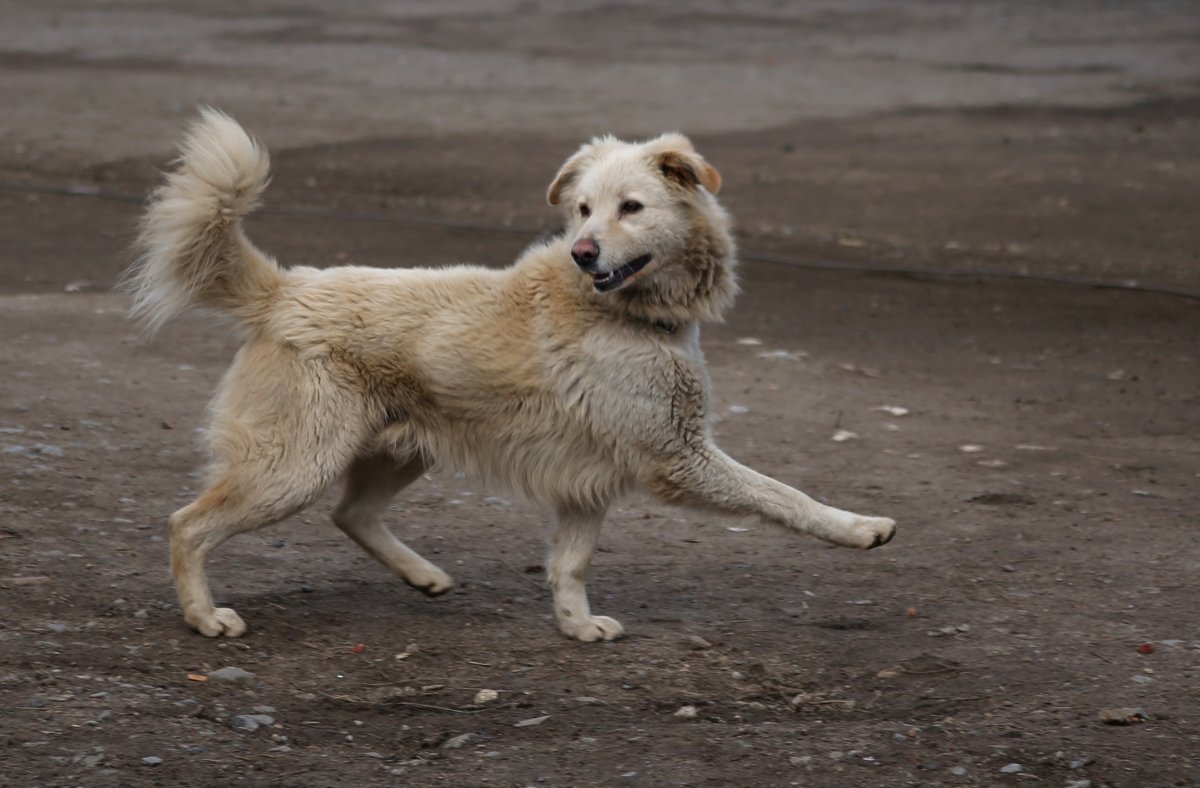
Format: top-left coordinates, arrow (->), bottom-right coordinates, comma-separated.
201,572 -> 551,644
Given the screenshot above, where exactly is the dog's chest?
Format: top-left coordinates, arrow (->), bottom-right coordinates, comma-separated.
565,326 -> 709,433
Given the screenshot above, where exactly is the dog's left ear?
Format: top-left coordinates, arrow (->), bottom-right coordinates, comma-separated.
648,133 -> 721,195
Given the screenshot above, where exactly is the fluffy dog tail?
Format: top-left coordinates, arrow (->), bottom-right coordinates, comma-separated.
124,108 -> 283,334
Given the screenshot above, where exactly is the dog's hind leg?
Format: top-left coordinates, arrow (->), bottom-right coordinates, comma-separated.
548,503 -> 624,642
168,347 -> 370,637
332,454 -> 453,596
169,456 -> 344,638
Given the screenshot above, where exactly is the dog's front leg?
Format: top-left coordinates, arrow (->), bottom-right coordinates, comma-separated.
547,503 -> 624,642
653,444 -> 896,549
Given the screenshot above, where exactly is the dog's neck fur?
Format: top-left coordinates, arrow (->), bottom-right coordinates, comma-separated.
621,223 -> 737,328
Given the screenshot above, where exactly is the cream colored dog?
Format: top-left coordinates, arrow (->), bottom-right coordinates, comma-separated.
125,110 -> 896,642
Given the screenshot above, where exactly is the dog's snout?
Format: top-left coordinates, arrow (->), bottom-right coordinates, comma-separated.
571,238 -> 600,268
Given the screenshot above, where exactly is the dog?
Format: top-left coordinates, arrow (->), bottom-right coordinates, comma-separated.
124,109 -> 896,642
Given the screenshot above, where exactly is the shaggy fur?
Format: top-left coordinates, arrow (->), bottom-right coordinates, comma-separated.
125,110 -> 896,642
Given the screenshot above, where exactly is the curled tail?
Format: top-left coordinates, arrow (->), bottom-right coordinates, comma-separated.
124,108 -> 283,334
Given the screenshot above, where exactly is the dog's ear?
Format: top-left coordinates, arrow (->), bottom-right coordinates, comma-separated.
648,133 -> 721,195
547,143 -> 595,206
548,136 -> 623,205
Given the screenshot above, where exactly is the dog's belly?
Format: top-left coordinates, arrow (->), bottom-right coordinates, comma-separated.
372,409 -> 632,507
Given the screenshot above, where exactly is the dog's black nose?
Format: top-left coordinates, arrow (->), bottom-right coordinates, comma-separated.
571,238 -> 600,268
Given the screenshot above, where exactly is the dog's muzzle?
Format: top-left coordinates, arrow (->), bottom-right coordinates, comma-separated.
592,253 -> 653,293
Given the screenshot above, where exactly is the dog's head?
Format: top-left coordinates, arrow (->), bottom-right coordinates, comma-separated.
547,133 -> 737,324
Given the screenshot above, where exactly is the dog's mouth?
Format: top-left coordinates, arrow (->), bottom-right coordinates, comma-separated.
592,253 -> 653,293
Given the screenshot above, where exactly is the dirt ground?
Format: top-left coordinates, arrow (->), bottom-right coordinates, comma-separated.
1,3 -> 1199,787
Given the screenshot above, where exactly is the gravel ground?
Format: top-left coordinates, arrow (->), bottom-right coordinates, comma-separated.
1,2 -> 1197,786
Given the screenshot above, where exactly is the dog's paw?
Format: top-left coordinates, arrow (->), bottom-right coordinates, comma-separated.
561,614 -> 625,642
839,516 -> 897,549
186,607 -> 247,638
405,566 -> 454,597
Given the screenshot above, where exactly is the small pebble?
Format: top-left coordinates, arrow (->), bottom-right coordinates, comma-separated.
231,714 -> 274,732
1099,707 -> 1148,725
231,715 -> 261,732
443,733 -> 475,749
142,756 -> 163,767
673,705 -> 698,719
474,689 -> 499,705
999,763 -> 1022,774
949,766 -> 967,776
207,666 -> 255,686
686,635 -> 712,650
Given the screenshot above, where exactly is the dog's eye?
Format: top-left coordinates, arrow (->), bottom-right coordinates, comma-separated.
579,204 -> 591,218
619,200 -> 643,215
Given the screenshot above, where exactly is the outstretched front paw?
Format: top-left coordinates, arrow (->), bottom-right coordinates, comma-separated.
559,614 -> 625,642
839,516 -> 897,550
